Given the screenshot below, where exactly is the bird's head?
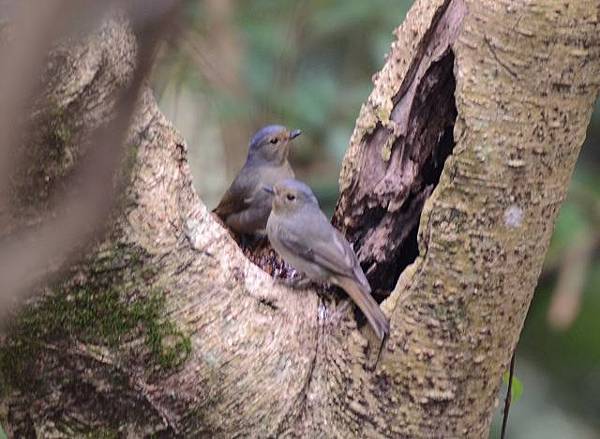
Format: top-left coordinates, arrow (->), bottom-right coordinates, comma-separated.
265,178 -> 319,214
247,124 -> 301,165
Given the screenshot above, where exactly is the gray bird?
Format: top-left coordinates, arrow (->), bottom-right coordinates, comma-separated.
213,125 -> 301,236
266,179 -> 390,341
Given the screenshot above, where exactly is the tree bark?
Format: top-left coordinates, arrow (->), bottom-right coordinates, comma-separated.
1,1 -> 599,438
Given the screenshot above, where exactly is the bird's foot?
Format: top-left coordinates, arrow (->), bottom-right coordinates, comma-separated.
277,274 -> 312,289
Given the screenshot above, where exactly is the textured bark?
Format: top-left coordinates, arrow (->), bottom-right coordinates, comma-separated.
1,1 -> 599,438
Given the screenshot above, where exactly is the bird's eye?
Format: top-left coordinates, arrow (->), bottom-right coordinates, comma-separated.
269,138 -> 279,144
286,194 -> 296,201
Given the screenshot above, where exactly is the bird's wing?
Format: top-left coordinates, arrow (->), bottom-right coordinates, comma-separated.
312,227 -> 366,285
277,209 -> 361,282
274,210 -> 385,339
213,167 -> 258,218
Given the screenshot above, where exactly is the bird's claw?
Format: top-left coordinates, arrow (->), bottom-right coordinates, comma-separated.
277,275 -> 311,289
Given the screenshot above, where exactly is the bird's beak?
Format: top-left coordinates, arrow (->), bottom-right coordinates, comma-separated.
289,129 -> 302,140
263,185 -> 275,195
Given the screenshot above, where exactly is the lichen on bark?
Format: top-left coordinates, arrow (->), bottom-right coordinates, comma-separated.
0,241 -> 191,389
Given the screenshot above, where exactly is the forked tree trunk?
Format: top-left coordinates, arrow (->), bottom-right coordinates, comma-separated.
1,1 -> 599,437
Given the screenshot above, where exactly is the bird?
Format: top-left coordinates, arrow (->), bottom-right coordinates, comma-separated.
213,125 -> 301,236
265,178 -> 390,341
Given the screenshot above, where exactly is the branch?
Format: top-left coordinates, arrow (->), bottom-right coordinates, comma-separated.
0,2 -> 179,317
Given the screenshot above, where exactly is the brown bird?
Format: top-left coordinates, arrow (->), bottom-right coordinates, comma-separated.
213,125 -> 301,236
266,179 -> 390,341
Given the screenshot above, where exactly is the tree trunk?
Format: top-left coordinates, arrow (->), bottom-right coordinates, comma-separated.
1,1 -> 599,437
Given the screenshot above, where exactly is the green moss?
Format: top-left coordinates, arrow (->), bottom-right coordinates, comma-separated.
51,117 -> 72,152
45,103 -> 74,169
0,244 -> 191,392
83,427 -> 119,438
381,142 -> 392,162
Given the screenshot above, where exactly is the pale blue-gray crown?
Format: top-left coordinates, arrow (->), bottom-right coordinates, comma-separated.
249,125 -> 286,150
277,178 -> 319,206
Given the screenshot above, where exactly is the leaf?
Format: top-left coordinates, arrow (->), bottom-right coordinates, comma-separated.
0,424 -> 7,439
502,371 -> 524,403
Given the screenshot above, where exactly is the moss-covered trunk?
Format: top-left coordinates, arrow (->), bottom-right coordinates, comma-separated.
1,1 -> 599,437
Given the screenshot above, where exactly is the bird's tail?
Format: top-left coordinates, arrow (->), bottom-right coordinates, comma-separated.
336,276 -> 390,341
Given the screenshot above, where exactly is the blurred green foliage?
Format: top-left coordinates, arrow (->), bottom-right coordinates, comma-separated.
156,0 -> 412,208
503,371 -> 524,404
154,2 -> 600,437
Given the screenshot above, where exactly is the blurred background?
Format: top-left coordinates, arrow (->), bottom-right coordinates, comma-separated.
152,1 -> 600,437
